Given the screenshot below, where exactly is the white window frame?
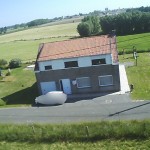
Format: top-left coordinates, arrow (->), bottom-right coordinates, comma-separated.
98,75 -> 113,86
76,77 -> 91,88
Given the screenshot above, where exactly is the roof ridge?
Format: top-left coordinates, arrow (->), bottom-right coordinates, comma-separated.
42,35 -> 108,45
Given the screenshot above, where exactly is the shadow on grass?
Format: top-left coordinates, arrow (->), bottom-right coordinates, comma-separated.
2,82 -> 38,105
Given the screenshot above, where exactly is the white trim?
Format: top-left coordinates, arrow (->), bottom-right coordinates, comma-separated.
76,77 -> 91,88
98,75 -> 113,86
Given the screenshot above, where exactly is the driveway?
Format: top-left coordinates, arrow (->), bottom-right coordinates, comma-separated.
0,94 -> 150,124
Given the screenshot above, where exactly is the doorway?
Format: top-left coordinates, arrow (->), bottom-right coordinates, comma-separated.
60,79 -> 72,94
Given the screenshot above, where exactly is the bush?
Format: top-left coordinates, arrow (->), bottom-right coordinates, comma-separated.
0,59 -> 7,68
9,59 -> 21,69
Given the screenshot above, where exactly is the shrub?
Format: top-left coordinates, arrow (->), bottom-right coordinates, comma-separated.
9,59 -> 21,69
0,59 -> 7,68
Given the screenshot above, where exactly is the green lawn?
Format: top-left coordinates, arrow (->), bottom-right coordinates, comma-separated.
119,53 -> 150,100
117,32 -> 150,53
0,65 -> 38,105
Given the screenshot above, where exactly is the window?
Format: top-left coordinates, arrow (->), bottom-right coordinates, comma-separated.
99,75 -> 113,86
76,77 -> 91,88
64,61 -> 78,68
45,65 -> 52,70
92,59 -> 106,65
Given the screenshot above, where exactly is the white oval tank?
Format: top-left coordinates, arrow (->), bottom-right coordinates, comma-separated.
35,91 -> 67,105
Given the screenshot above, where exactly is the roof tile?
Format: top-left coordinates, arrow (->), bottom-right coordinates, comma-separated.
37,35 -> 118,63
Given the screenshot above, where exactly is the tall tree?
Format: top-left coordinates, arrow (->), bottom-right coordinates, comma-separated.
77,16 -> 101,37
77,22 -> 92,37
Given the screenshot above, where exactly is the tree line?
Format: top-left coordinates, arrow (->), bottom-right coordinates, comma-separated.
0,27 -> 7,34
77,6 -> 150,37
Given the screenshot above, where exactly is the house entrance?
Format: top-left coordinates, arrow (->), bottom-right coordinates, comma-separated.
60,79 -> 72,94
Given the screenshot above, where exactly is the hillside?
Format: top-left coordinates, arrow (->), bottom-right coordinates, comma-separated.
0,22 -> 79,62
0,21 -> 149,62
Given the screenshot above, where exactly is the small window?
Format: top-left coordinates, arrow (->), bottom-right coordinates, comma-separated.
76,77 -> 91,88
92,59 -> 106,65
99,75 -> 113,86
45,65 -> 52,70
64,61 -> 78,68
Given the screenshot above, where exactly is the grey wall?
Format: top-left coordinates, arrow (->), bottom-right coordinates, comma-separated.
35,64 -> 120,95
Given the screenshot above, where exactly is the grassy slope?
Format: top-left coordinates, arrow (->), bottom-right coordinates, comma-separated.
117,32 -> 150,53
0,22 -> 79,62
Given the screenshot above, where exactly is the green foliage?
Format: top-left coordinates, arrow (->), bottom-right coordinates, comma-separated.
77,16 -> 100,37
126,6 -> 150,12
0,27 -> 7,34
9,59 -> 22,69
100,11 -> 150,35
27,19 -> 51,27
0,59 -> 7,68
77,22 -> 92,37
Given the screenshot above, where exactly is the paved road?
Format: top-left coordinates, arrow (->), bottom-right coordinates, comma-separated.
0,94 -> 150,124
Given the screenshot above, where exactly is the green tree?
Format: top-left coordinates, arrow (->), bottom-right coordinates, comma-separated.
100,11 -> 150,35
77,22 -> 92,37
77,16 -> 101,37
9,59 -> 21,69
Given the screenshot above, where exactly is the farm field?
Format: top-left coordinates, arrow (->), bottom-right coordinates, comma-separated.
0,22 -> 79,62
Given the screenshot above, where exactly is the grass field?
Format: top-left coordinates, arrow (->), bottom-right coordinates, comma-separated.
0,120 -> 150,149
0,65 -> 37,105
119,53 -> 150,100
117,32 -> 150,53
0,22 -> 79,62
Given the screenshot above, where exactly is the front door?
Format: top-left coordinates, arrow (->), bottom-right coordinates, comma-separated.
60,79 -> 72,94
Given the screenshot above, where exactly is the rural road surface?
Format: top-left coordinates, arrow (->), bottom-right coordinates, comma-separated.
0,93 -> 150,124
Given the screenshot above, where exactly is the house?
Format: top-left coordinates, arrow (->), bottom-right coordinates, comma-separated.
34,35 -> 120,95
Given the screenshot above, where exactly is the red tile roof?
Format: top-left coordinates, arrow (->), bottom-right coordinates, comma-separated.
37,35 -> 118,63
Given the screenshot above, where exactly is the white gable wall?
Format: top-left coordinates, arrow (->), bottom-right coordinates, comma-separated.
38,54 -> 112,71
